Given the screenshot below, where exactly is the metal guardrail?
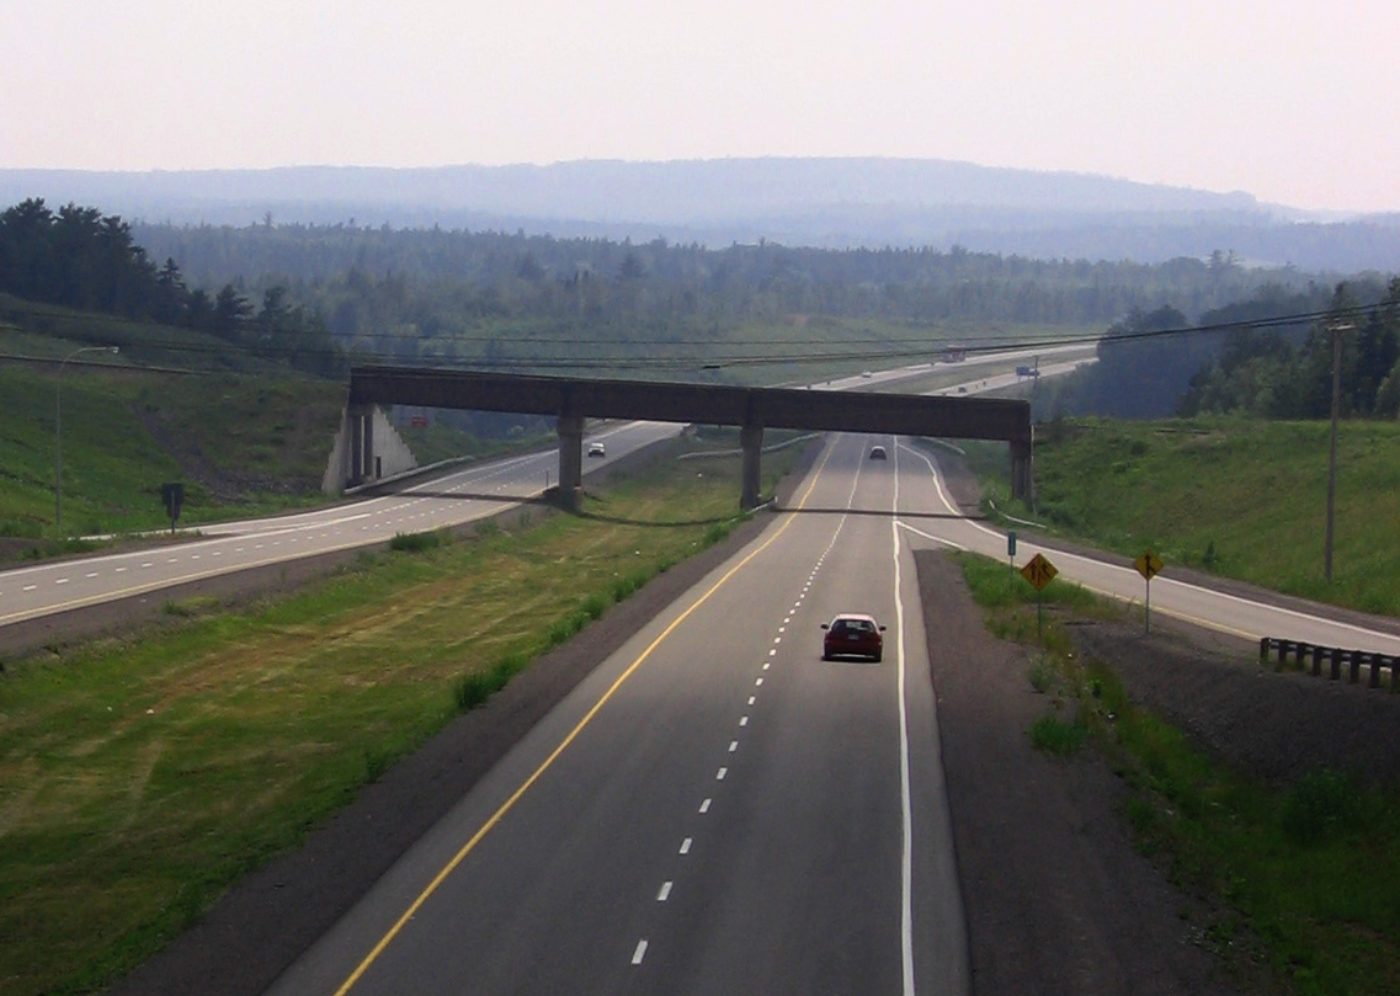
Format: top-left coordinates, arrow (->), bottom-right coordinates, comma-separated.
1259,637 -> 1400,691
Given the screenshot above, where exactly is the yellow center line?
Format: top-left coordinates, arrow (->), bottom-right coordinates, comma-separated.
332,440 -> 838,994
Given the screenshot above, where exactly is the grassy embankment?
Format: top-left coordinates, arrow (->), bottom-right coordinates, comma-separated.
971,414 -> 1400,616
0,435 -> 797,996
0,304 -> 543,554
957,553 -> 1400,995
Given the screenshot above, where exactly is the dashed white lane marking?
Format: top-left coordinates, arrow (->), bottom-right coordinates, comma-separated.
762,662 -> 770,670
768,648 -> 776,656
748,696 -> 756,706
631,940 -> 648,965
657,882 -> 673,902
739,716 -> 748,726
55,578 -> 69,585
777,625 -> 786,633
699,798 -> 712,813
115,566 -> 126,573
755,677 -> 763,686
22,585 -> 36,592
166,558 -> 178,564
716,767 -> 727,780
140,562 -> 152,568
728,741 -> 738,753
679,838 -> 692,854
85,572 -> 98,578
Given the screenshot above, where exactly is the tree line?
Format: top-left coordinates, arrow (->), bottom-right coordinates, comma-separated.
9,198 -> 1396,413
1180,279 -> 1400,418
123,219 -> 1348,380
1039,277 -> 1400,420
0,199 -> 342,375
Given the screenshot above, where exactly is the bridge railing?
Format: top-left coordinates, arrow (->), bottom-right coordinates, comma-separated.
1258,637 -> 1400,691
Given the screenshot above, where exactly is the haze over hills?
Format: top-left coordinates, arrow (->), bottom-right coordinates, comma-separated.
2,157 -> 1398,271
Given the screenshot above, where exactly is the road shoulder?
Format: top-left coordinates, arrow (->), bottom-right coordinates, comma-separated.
915,549 -> 1236,995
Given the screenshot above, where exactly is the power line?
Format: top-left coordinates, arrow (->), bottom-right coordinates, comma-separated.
8,301 -> 1387,377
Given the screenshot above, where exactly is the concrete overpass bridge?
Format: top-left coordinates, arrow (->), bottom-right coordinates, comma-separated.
341,366 -> 1033,508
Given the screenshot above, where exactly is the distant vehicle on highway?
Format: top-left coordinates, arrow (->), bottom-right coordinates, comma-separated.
587,442 -> 606,457
821,613 -> 886,662
869,445 -> 887,460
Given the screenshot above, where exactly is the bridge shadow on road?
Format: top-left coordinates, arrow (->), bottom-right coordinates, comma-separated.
772,504 -> 984,522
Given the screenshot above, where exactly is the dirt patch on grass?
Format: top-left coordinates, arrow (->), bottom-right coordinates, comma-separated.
1068,617 -> 1400,790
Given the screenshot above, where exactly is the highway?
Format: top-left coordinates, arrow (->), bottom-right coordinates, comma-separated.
269,431 -> 967,995
11,353 -> 1400,994
265,411 -> 1400,995
0,349 -> 1063,632
0,419 -> 675,629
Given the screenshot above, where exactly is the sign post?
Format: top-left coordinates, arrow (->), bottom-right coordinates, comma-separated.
1133,550 -> 1163,634
1006,530 -> 1017,583
160,482 -> 184,534
1019,552 -> 1058,641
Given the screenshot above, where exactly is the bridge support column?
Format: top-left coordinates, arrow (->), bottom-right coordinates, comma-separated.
348,403 -> 376,484
1010,439 -> 1034,505
740,422 -> 764,509
557,414 -> 584,508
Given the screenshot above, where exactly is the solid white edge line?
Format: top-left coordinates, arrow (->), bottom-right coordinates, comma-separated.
897,439 -> 1400,647
893,437 -> 916,995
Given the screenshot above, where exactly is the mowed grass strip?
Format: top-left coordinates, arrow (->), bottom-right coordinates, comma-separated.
0,446 -> 776,996
978,415 -> 1400,615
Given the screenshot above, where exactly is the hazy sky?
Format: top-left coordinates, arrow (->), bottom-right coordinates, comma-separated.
5,0 -> 1397,212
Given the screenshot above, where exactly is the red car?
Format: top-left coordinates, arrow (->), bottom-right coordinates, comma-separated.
821,613 -> 886,662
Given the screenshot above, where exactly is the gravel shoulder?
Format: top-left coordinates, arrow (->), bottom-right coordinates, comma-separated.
916,550 -> 1239,995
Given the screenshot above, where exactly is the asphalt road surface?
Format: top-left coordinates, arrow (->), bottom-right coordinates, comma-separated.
0,419 -> 675,630
269,431 -> 967,996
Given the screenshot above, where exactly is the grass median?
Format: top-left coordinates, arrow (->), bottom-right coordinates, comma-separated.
0,441 -> 794,996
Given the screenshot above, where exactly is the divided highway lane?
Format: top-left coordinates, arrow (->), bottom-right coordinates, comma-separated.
0,420 -> 676,628
268,432 -> 967,996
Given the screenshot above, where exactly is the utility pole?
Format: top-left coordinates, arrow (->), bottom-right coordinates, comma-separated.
1325,323 -> 1354,582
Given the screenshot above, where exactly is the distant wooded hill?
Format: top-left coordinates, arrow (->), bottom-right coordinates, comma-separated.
4,158 -> 1397,272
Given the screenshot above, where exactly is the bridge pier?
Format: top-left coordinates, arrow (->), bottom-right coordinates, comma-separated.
740,422 -> 764,509
350,403 -> 374,484
557,414 -> 584,508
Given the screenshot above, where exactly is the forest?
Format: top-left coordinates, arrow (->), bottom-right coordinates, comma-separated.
6,197 -> 1398,420
0,199 -> 343,375
128,217 -> 1348,378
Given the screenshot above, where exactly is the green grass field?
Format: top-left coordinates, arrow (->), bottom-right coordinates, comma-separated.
975,415 -> 1400,616
0,441 -> 794,996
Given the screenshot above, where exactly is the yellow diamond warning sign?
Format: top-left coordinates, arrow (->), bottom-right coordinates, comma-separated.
1020,552 -> 1058,590
1133,551 -> 1163,581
